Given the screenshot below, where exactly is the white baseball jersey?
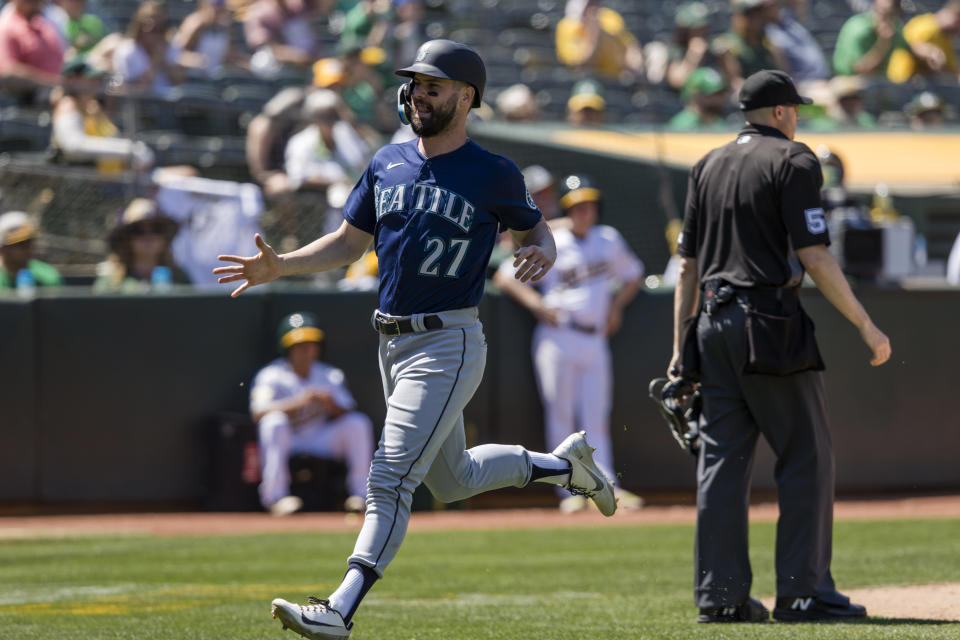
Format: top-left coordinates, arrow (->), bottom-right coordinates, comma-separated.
250,358 -> 356,428
501,224 -> 644,329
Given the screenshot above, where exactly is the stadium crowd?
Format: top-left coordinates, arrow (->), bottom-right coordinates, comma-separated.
0,0 -> 959,292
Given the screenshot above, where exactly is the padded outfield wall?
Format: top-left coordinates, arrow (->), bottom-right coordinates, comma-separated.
0,285 -> 957,506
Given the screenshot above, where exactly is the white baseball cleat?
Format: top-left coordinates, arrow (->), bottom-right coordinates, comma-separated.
268,495 -> 303,517
271,597 -> 352,639
552,431 -> 617,516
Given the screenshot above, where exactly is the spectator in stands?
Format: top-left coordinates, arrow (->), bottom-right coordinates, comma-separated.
667,66 -> 730,130
905,90 -> 949,129
341,0 -> 392,50
833,0 -> 914,82
0,211 -> 62,290
555,0 -> 644,80
251,312 -> 374,516
566,78 -> 607,126
827,75 -> 877,128
244,0 -> 320,75
665,1 -> 717,92
892,0 -> 960,82
712,0 -> 785,94
50,58 -> 154,173
389,0 -> 425,69
337,45 -> 394,135
0,0 -> 66,93
495,83 -> 540,122
111,1 -> 198,97
246,85 -> 311,196
283,89 -> 370,191
764,0 -> 830,83
94,198 -> 191,293
51,0 -> 107,63
173,0 -> 247,78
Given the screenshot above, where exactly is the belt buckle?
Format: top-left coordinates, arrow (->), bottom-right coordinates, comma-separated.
377,314 -> 401,336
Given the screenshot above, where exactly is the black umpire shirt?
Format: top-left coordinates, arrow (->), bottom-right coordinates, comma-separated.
678,123 -> 830,288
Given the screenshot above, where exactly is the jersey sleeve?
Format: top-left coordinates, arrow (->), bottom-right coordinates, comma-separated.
608,228 -> 644,282
492,158 -> 542,231
249,366 -> 279,414
678,165 -> 700,258
780,147 -> 830,249
341,160 -> 378,234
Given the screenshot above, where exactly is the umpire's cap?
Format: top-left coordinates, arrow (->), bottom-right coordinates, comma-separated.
277,312 -> 325,352
558,174 -> 602,213
396,40 -> 486,108
738,69 -> 812,110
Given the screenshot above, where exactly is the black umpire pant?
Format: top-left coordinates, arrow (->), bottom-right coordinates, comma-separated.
694,295 -> 837,608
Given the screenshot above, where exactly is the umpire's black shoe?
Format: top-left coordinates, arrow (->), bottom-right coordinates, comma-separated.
773,594 -> 867,622
698,597 -> 769,623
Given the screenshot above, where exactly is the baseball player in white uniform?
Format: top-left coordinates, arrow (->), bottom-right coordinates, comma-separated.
215,41 -> 618,640
251,312 -> 373,515
495,174 -> 644,512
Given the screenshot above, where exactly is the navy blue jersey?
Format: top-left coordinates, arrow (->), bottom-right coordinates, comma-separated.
342,139 -> 542,315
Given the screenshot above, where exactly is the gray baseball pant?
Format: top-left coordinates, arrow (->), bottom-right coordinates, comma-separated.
348,307 -> 534,575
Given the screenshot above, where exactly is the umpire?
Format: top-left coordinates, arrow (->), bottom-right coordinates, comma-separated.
668,70 -> 891,624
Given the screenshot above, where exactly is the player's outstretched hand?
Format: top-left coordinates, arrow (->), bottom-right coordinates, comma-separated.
861,322 -> 891,367
512,245 -> 555,283
214,234 -> 283,298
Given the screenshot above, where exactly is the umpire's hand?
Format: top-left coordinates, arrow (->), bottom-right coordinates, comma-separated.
214,234 -> 282,297
860,321 -> 891,367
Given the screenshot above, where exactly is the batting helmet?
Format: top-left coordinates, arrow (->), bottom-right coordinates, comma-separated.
395,40 -> 486,124
558,174 -> 602,215
277,312 -> 325,353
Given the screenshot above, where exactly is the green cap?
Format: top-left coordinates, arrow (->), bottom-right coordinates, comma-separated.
731,0 -> 768,13
681,67 -> 726,102
277,312 -> 325,352
567,79 -> 606,112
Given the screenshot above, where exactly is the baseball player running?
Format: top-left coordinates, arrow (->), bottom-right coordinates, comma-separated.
494,175 -> 645,513
214,39 -> 617,640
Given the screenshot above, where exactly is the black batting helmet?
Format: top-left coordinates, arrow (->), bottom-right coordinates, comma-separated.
558,174 -> 602,215
396,40 -> 486,108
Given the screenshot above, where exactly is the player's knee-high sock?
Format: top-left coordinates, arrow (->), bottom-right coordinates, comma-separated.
327,562 -> 379,624
527,451 -> 571,486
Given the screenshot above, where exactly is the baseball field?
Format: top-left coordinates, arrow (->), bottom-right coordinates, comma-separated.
1,498 -> 958,640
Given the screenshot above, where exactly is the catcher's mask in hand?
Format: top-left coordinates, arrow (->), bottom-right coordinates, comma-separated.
648,377 -> 702,456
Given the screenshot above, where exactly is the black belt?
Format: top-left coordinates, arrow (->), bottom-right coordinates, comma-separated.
702,279 -> 799,315
374,312 -> 443,336
569,321 -> 601,335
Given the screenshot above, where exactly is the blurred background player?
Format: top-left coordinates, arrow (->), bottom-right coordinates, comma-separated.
250,312 -> 373,515
495,174 -> 644,512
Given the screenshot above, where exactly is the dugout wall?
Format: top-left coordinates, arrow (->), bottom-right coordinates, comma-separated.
1,286 -> 958,506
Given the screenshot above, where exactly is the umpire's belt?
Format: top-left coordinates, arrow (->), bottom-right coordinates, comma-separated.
702,279 -> 799,315
374,311 -> 444,336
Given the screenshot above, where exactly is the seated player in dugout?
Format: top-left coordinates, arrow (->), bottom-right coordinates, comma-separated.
250,312 -> 374,516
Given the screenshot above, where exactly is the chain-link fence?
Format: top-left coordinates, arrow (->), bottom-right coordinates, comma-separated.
0,158 -> 336,282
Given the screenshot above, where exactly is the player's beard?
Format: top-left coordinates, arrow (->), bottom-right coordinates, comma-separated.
411,93 -> 460,137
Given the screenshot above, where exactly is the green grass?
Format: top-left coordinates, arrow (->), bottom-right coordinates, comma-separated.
0,519 -> 958,639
